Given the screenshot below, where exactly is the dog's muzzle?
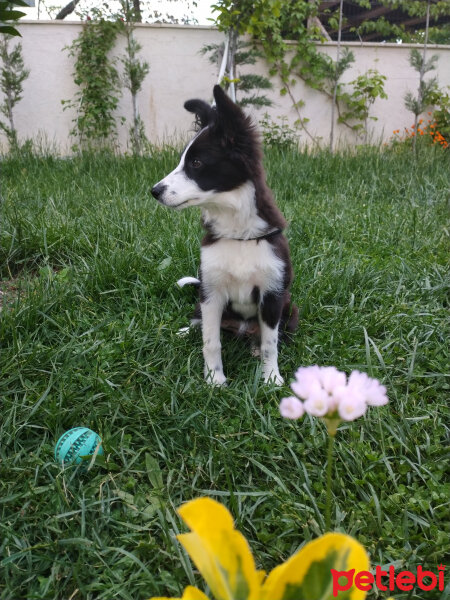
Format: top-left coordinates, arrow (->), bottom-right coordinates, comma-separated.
151,183 -> 167,202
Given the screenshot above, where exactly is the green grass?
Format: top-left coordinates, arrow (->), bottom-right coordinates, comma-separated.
0,145 -> 449,600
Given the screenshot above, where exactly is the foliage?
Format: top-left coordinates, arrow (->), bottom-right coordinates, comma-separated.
210,1 -> 388,145
121,25 -> 149,98
149,497 -> 369,600
211,0 -> 284,36
348,0 -> 450,43
0,0 -> 27,37
420,22 -> 450,44
0,33 -> 29,149
259,112 -> 299,150
339,69 -> 387,140
429,86 -> 450,144
403,47 -> 442,154
62,15 -> 123,149
201,40 -> 273,109
72,0 -> 198,25
404,49 -> 439,118
212,0 -> 321,143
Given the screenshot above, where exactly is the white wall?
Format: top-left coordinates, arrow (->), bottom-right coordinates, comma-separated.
1,20 -> 450,152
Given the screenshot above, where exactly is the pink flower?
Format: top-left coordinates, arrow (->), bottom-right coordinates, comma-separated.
284,365 -> 389,423
328,384 -> 348,412
338,393 -> 367,421
291,365 -> 322,399
347,371 -> 388,406
304,387 -> 330,417
279,396 -> 304,420
319,366 -> 346,394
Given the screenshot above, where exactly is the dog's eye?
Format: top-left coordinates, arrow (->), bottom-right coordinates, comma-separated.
191,159 -> 203,169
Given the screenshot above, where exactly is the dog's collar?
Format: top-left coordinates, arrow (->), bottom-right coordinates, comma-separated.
211,227 -> 284,242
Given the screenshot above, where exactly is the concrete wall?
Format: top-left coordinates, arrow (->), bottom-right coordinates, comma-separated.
1,20 -> 450,152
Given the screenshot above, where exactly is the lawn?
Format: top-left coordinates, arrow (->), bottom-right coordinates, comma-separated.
0,145 -> 449,600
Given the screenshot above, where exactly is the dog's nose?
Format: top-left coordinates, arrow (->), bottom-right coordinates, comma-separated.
151,183 -> 166,200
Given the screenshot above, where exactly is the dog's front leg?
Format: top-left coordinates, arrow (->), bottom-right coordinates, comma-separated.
201,295 -> 227,386
260,292 -> 284,385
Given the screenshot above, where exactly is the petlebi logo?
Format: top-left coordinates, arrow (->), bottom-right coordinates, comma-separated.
331,564 -> 446,596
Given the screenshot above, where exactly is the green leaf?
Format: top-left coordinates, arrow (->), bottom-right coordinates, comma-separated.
0,8 -> 25,18
0,24 -> 20,35
145,453 -> 163,489
158,256 -> 172,271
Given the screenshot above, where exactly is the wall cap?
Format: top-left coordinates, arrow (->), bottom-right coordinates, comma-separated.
16,20 -> 450,50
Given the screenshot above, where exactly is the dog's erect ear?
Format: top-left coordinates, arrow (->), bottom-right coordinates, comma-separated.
213,85 -> 245,123
184,99 -> 215,129
212,84 -> 250,145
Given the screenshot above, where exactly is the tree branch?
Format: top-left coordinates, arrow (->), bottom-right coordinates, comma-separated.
55,0 -> 81,20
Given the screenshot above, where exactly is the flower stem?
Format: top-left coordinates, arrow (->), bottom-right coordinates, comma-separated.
325,432 -> 335,532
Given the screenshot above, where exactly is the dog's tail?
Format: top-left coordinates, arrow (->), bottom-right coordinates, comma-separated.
177,276 -> 200,288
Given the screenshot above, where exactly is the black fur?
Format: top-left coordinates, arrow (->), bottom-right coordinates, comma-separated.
183,126 -> 249,193
184,99 -> 215,130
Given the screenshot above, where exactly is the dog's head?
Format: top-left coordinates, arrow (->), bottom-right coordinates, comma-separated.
151,85 -> 259,209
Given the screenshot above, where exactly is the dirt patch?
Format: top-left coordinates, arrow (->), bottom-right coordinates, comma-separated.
0,278 -> 25,311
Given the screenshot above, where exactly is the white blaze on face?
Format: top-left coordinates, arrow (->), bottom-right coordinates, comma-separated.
154,128 -> 211,209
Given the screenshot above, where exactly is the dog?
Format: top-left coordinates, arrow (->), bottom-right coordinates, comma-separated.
151,85 -> 298,385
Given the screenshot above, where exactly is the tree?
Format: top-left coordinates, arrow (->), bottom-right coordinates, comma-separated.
201,40 -> 273,109
0,34 -> 29,148
403,0 -> 439,153
211,0 -> 285,103
55,0 -> 82,20
119,0 -> 149,154
62,17 -> 123,149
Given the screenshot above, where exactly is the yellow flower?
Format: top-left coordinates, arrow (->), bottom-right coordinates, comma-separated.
152,585 -> 210,600
150,497 -> 370,600
177,498 -> 263,600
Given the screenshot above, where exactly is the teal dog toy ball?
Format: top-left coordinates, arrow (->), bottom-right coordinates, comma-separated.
55,427 -> 103,467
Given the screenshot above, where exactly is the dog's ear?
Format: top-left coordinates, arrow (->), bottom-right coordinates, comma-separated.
184,99 -> 215,129
212,85 -> 250,145
213,85 -> 243,122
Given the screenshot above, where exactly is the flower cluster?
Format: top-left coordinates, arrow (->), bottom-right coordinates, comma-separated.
392,117 -> 449,149
280,366 -> 388,423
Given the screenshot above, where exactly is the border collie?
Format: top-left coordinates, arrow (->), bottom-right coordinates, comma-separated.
151,85 -> 298,385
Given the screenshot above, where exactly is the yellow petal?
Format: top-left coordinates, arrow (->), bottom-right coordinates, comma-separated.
260,532 -> 370,600
177,498 -> 261,600
150,584 -> 210,600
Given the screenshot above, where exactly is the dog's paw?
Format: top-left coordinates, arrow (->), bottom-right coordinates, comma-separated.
205,369 -> 227,387
264,371 -> 284,386
250,343 -> 261,358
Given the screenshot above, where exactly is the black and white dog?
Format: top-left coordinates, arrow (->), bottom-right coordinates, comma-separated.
151,85 -> 297,385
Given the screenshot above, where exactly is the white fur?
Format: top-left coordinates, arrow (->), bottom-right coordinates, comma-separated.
201,237 -> 284,310
177,276 -> 200,288
200,236 -> 285,385
259,320 -> 283,385
154,129 -> 211,209
201,181 -> 269,240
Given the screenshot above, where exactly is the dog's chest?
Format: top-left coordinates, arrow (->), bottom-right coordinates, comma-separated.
201,239 -> 284,306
